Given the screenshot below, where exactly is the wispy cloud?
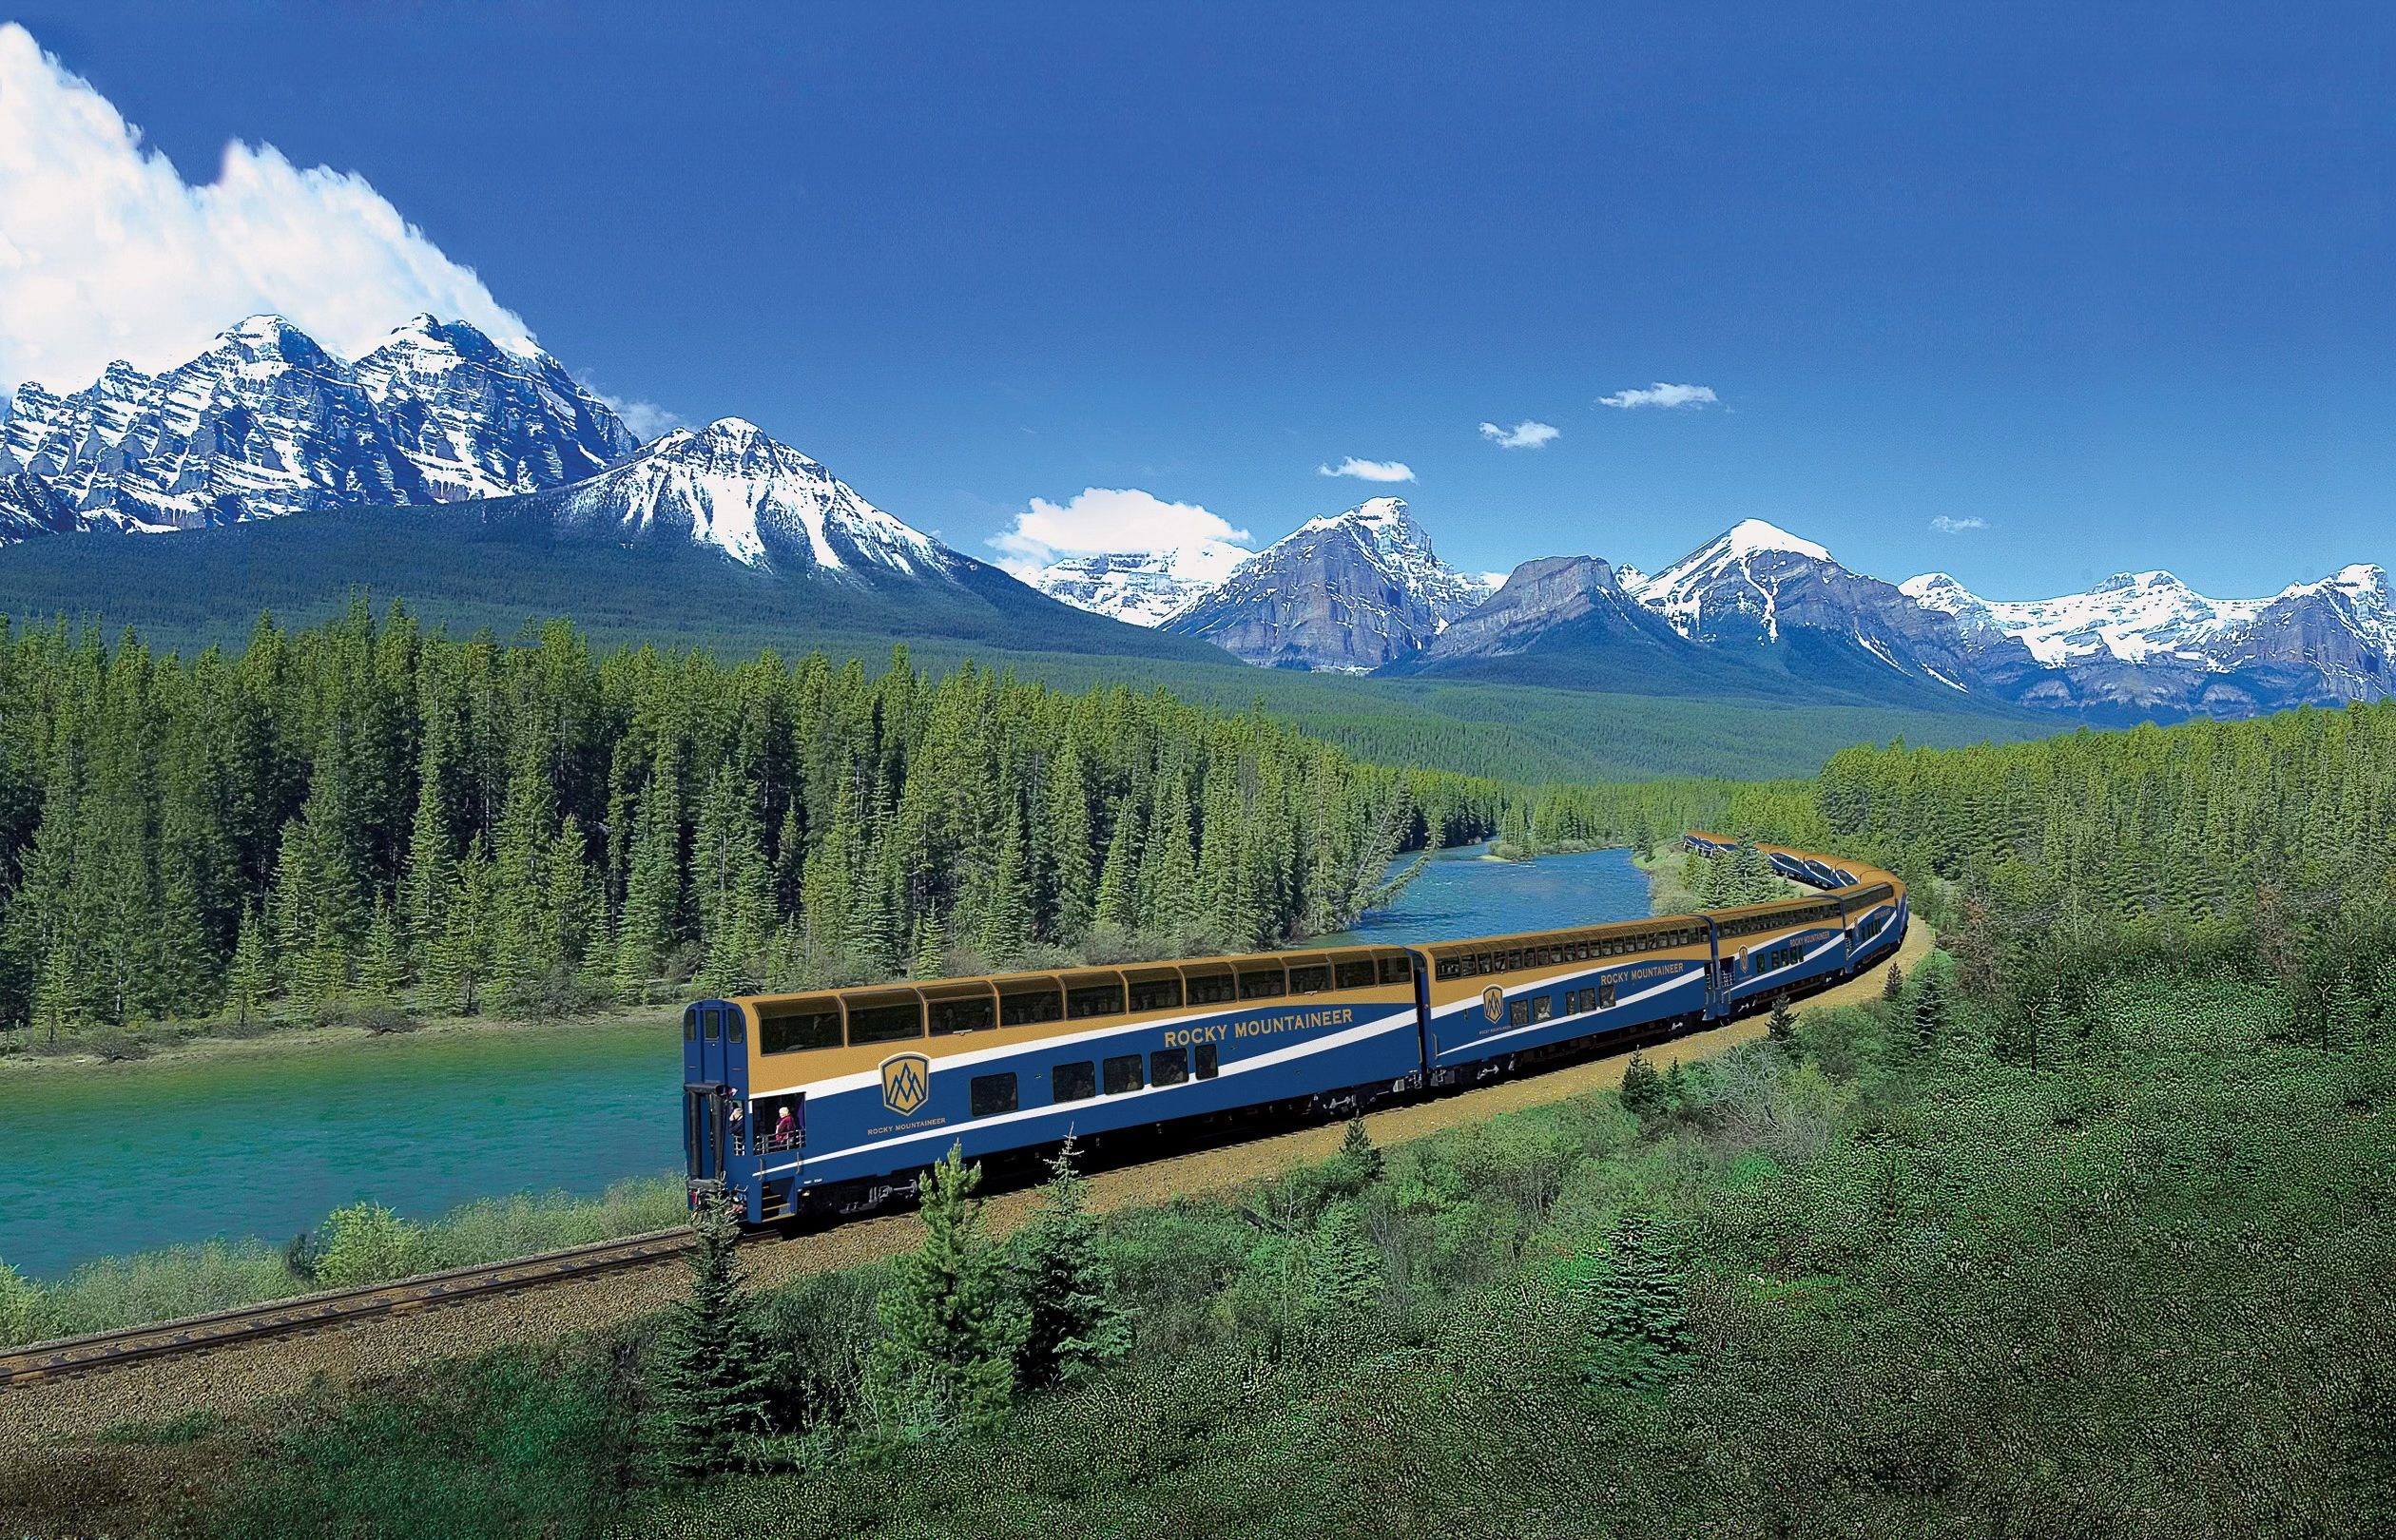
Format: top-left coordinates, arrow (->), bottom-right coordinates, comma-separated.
1478,419 -> 1559,449
988,487 -> 1252,574
1597,382 -> 1720,411
1318,456 -> 1416,483
581,380 -> 682,440
1929,515 -> 1989,534
0,23 -> 534,390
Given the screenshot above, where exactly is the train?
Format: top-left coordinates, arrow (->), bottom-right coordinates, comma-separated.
680,835 -> 1906,1221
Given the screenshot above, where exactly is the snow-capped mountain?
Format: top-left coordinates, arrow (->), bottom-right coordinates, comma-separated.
1161,497 -> 1494,671
1026,542 -> 1251,626
523,417 -> 961,578
1902,565 -> 2396,716
0,314 -> 634,535
351,315 -> 636,500
1622,518 -> 2022,693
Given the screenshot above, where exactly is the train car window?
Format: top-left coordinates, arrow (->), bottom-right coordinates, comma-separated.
1336,959 -> 1379,990
1533,995 -> 1555,1022
683,1007 -> 698,1042
760,1005 -> 842,1055
1288,963 -> 1332,995
1238,966 -> 1286,1000
1435,957 -> 1464,982
1380,954 -> 1412,984
1186,971 -> 1236,1006
1194,1042 -> 1219,1079
999,984 -> 1065,1027
1476,952 -> 1495,975
703,1007 -> 721,1039
1066,982 -> 1125,1019
847,998 -> 924,1046
1052,1061 -> 1096,1102
1128,974 -> 1183,1012
970,1072 -> 1017,1118
1507,998 -> 1532,1027
725,1011 -> 745,1043
1104,1054 -> 1145,1095
1600,981 -> 1617,1009
928,993 -> 996,1035
1150,1046 -> 1189,1087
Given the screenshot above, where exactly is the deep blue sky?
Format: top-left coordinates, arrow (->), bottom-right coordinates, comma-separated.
16,2 -> 2395,597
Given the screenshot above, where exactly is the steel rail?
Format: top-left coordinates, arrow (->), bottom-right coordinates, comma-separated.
0,1225 -> 695,1389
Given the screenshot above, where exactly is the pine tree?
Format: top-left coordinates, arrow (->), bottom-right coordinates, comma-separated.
1912,972 -> 1950,1058
1767,997 -> 1796,1052
1009,1136 -> 1131,1392
1618,1050 -> 1668,1121
863,1143 -> 1025,1438
1575,1212 -> 1690,1397
1333,1115 -> 1383,1190
1884,962 -> 1906,1003
359,901 -> 406,1003
614,753 -> 685,1001
223,904 -> 274,1027
651,1192 -> 777,1477
1301,1198 -> 1385,1321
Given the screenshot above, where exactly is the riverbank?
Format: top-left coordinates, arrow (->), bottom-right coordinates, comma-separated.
0,999 -> 682,1078
0,918 -> 1937,1445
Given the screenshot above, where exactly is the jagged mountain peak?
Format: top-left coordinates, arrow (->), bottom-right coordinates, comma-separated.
541,416 -> 953,578
1161,495 -> 1492,670
1,312 -> 636,530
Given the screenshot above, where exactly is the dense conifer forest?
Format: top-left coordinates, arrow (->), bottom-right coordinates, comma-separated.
0,603 -> 1515,1046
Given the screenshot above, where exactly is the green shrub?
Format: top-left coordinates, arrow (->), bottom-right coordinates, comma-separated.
313,1203 -> 430,1288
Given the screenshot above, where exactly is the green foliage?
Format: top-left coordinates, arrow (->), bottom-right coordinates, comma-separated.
1618,1049 -> 1669,1122
1566,1211 -> 1690,1397
652,1194 -> 778,1477
1334,1114 -> 1384,1186
1009,1136 -> 1132,1393
860,1144 -> 1025,1441
0,608 -> 1531,1042
312,1202 -> 430,1289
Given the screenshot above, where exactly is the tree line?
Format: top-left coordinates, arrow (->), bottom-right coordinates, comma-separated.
0,602 -> 1516,1039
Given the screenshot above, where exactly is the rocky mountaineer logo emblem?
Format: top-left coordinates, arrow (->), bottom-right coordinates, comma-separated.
1482,986 -> 1505,1023
879,1052 -> 932,1116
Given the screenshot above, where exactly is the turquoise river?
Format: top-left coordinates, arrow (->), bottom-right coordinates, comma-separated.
0,844 -> 1649,1277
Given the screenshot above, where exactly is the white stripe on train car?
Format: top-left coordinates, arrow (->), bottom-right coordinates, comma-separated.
801,1005 -> 1423,1166
754,991 -> 1407,1102
1428,963 -> 1702,1023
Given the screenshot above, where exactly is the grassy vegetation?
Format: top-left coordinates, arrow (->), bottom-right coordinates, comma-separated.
39,946 -> 2391,1539
0,1177 -> 684,1347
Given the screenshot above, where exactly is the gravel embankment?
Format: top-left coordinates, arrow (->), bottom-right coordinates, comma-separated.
1,923 -> 1930,1446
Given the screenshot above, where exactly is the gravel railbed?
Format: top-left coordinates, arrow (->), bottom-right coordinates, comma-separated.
1,923 -> 1929,1450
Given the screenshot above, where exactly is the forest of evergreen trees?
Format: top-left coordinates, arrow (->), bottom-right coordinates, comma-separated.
0,603 -> 1515,1042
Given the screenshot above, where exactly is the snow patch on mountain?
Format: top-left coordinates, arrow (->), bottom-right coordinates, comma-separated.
1634,518 -> 1841,642
1027,542 -> 1252,626
542,417 -> 956,578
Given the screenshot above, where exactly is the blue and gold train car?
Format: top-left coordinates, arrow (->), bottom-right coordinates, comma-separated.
685,946 -> 1424,1221
1417,914 -> 1711,1079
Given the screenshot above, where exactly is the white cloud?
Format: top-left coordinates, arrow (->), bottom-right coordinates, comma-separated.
989,487 -> 1253,573
1929,515 -> 1989,534
1478,419 -> 1559,449
0,23 -> 536,392
586,386 -> 682,440
1317,456 -> 1417,483
1597,382 -> 1720,411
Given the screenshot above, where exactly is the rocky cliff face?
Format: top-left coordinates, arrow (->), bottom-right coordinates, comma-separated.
1162,497 -> 1490,670
0,314 -> 635,535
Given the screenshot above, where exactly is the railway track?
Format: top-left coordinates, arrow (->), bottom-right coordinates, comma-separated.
0,1226 -> 696,1389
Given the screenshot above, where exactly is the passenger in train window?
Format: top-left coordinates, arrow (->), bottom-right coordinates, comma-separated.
771,1106 -> 799,1150
725,1099 -> 746,1155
